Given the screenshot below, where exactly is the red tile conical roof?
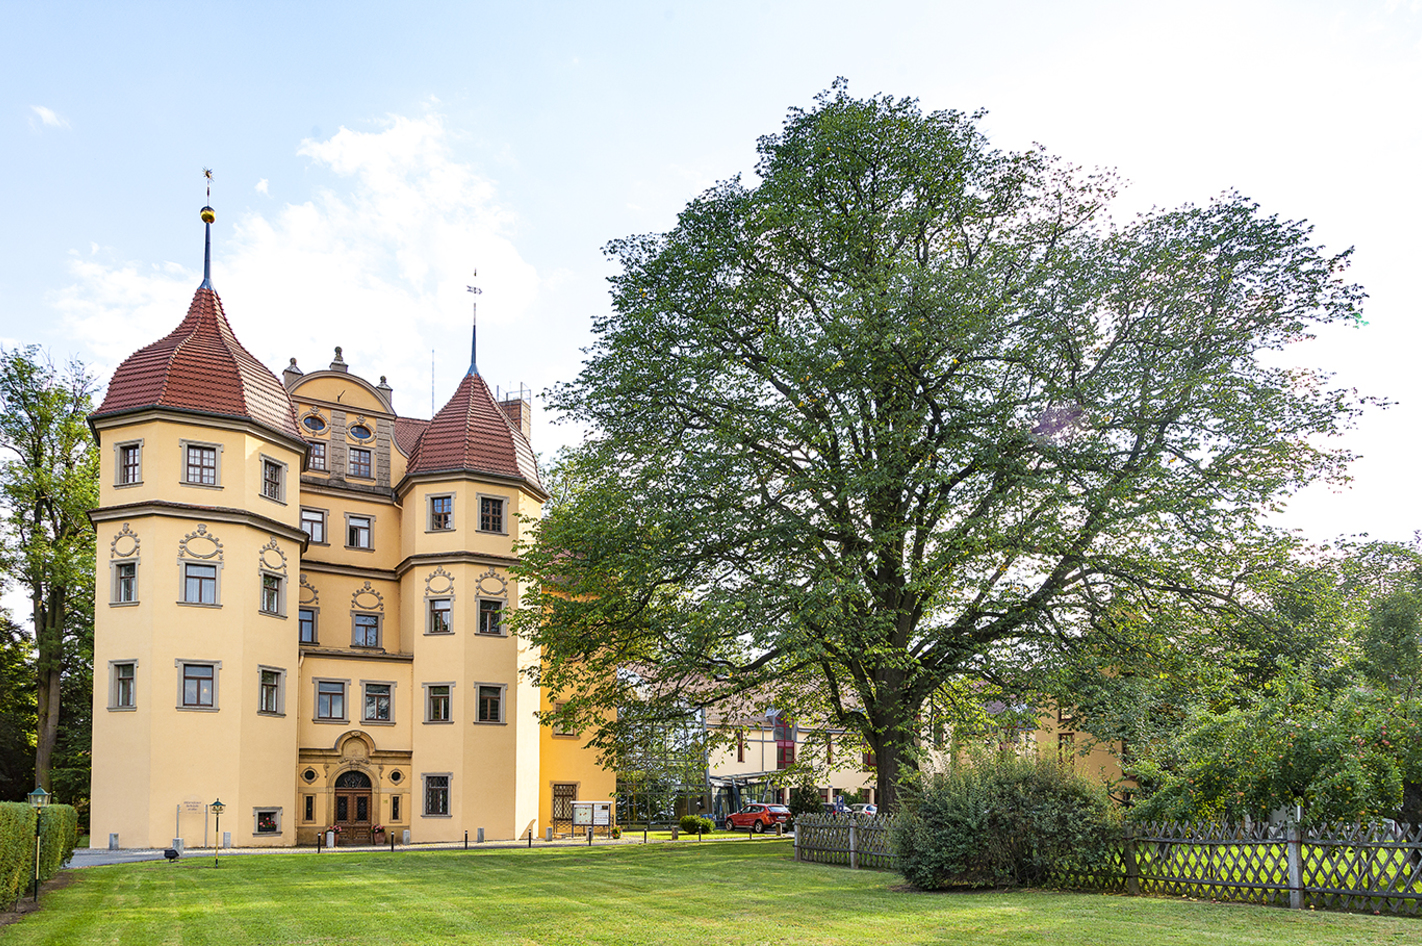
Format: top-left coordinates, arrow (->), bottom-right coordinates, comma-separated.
404,371 -> 542,493
92,286 -> 301,441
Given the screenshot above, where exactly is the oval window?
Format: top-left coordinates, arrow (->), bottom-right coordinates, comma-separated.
349,424 -> 372,440
303,416 -> 326,433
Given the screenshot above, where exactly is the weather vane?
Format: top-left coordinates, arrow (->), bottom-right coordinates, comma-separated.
466,268 -> 481,376
201,168 -> 215,224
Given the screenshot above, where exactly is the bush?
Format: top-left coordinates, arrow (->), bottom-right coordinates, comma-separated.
890,754 -> 1118,889
788,784 -> 823,818
678,815 -> 714,835
0,802 -> 79,905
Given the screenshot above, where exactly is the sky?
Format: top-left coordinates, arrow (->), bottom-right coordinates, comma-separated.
2,0 -> 1420,549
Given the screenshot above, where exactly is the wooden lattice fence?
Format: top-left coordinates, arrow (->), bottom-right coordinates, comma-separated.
793,815 -> 1422,916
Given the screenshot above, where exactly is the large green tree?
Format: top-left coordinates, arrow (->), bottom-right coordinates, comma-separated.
516,83 -> 1370,809
0,348 -> 97,795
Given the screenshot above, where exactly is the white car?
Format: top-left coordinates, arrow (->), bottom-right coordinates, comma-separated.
850,803 -> 878,816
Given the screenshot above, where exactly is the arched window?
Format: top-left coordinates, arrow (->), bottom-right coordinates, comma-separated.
335,770 -> 372,789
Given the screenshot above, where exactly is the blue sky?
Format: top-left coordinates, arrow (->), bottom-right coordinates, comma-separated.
3,0 -> 1420,545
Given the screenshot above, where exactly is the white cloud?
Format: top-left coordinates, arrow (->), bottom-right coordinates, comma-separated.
54,113 -> 538,418
29,105 -> 69,129
255,178 -> 269,195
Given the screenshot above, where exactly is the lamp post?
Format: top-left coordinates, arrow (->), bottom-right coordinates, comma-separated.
210,799 -> 225,868
27,787 -> 50,902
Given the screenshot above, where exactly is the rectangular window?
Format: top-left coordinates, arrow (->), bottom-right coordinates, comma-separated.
298,608 -> 317,644
114,561 -> 137,603
1059,732 -> 1076,765
347,515 -> 372,549
428,495 -> 453,531
424,775 -> 450,816
552,701 -> 577,737
317,680 -> 345,720
477,685 -> 503,724
348,447 -> 372,478
777,743 -> 796,769
304,795 -> 315,821
353,613 -> 380,648
863,751 -> 876,770
364,683 -> 392,722
183,563 -> 218,605
391,794 -> 401,822
261,574 -> 282,615
117,442 -> 142,485
427,685 -> 451,722
185,445 -> 218,486
479,496 -> 505,533
308,441 -> 326,471
259,669 -> 282,714
477,599 -> 503,636
255,810 -> 279,834
737,731 -> 745,763
113,662 -> 136,709
428,598 -> 452,635
300,509 -> 326,544
183,663 -> 215,707
262,459 -> 283,501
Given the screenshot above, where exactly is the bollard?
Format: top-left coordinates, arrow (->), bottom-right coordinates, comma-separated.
545,826 -> 554,842
698,826 -> 702,842
587,826 -> 593,846
317,832 -> 323,853
527,829 -> 532,849
793,824 -> 800,862
643,825 -> 648,844
464,830 -> 468,850
776,822 -> 783,837
671,825 -> 679,841
477,827 -> 485,843
390,832 -> 395,853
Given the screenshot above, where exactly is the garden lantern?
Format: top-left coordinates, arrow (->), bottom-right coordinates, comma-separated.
210,799 -> 225,867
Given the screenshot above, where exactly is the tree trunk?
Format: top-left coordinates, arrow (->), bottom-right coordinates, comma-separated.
34,666 -> 60,791
33,588 -> 64,793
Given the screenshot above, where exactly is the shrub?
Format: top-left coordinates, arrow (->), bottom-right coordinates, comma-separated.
0,802 -> 79,905
788,784 -> 823,818
678,815 -> 713,835
890,754 -> 1118,889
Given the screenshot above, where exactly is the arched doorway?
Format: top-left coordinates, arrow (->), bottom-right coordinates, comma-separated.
333,770 -> 373,845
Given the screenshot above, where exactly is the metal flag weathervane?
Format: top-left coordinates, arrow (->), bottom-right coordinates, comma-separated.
466,269 -> 481,376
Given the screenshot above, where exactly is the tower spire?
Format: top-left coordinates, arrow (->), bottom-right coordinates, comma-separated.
199,168 -> 215,290
466,269 -> 481,376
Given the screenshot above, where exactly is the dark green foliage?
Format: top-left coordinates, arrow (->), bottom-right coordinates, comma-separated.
517,81 -> 1372,812
678,815 -> 713,835
788,783 -> 823,818
891,755 -> 1118,889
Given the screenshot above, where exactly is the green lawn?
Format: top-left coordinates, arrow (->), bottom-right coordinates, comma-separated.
2,839 -> 1416,945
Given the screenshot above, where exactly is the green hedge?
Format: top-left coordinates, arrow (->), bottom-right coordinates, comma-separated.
0,802 -> 79,906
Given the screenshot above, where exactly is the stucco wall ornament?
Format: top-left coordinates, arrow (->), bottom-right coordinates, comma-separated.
476,566 -> 507,599
110,522 -> 140,559
259,536 -> 288,576
299,574 -> 319,606
425,566 -> 455,599
178,524 -> 223,561
352,581 -> 384,612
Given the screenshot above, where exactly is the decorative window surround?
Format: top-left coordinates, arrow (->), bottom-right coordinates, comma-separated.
114,439 -> 144,487
258,666 -> 286,716
259,454 -> 288,504
108,659 -> 138,711
175,659 -> 222,711
179,439 -> 224,489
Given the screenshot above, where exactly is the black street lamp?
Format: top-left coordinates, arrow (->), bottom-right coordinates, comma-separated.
27,786 -> 50,902
210,799 -> 225,868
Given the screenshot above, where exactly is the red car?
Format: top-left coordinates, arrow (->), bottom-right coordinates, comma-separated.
724,803 -> 792,833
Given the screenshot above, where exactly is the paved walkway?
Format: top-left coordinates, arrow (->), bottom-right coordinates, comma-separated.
69,833 -> 787,868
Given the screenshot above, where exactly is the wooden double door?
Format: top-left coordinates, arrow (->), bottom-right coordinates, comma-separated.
334,770 -> 373,845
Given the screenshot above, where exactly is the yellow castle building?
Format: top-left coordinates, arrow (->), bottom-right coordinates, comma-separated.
87,206 -> 613,848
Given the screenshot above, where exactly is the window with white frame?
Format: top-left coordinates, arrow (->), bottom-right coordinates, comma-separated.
477,598 -> 504,636
260,457 -> 285,502
425,683 -> 452,722
428,494 -> 454,531
113,561 -> 138,604
364,682 -> 392,722
348,447 -> 372,479
181,441 -> 222,487
258,667 -> 284,715
182,563 -> 219,605
109,660 -> 136,710
346,515 -> 372,550
427,598 -> 452,635
423,774 -> 450,816
352,613 -> 380,648
178,660 -> 220,710
300,508 -> 327,544
315,679 -> 347,721
478,495 -> 506,533
254,808 -> 281,835
115,440 -> 143,486
260,573 -> 284,616
475,684 -> 504,724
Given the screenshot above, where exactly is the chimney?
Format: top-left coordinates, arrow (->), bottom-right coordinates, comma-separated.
498,396 -> 531,443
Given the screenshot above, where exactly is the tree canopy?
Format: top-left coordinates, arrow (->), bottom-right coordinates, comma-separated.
515,82 -> 1371,809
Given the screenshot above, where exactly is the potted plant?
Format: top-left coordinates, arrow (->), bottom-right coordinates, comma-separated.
372,824 -> 385,844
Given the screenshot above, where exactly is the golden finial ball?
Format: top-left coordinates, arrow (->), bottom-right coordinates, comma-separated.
201,206 -> 215,224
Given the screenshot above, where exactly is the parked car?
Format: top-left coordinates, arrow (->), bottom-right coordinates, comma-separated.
850,803 -> 878,816
724,803 -> 792,833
